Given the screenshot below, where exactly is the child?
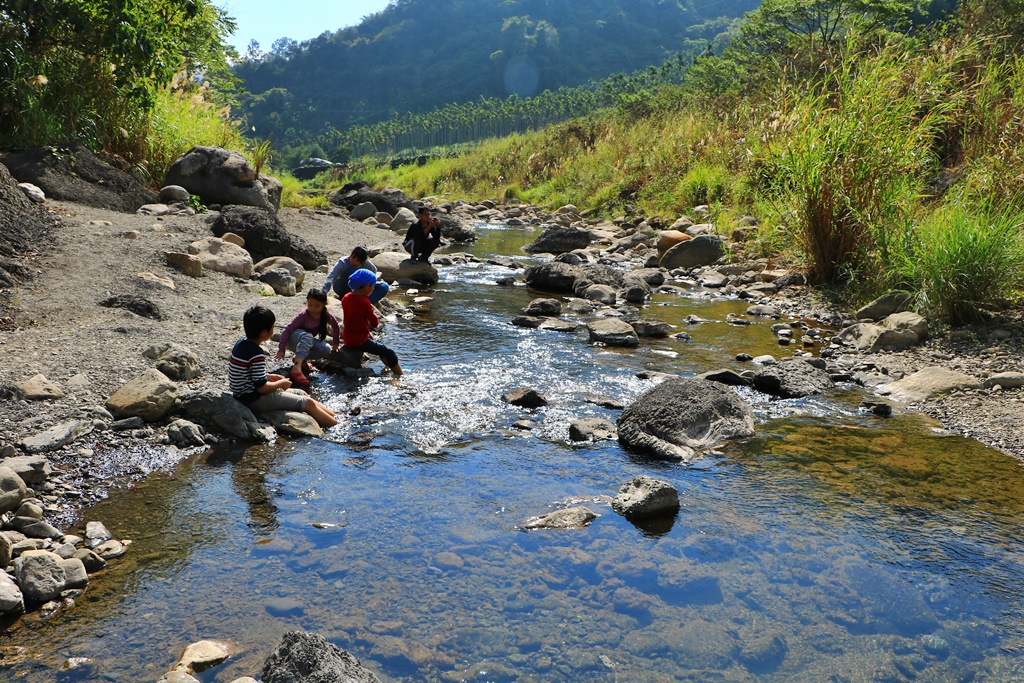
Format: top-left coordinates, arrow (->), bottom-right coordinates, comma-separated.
230,304 -> 338,428
274,289 -> 340,386
323,246 -> 390,304
342,269 -> 403,377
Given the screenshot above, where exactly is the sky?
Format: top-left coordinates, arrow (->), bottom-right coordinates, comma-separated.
217,0 -> 393,55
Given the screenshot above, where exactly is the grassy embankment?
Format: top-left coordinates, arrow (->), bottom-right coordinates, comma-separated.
308,33 -> 1024,324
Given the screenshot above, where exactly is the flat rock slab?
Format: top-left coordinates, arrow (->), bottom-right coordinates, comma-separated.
523,506 -> 599,530
20,420 -> 93,454
881,367 -> 981,403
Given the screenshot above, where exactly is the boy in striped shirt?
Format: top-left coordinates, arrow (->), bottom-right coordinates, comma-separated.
229,305 -> 338,428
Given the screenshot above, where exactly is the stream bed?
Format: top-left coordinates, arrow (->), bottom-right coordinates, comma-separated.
5,225 -> 1024,682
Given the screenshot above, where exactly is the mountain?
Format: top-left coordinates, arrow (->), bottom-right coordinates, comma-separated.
233,0 -> 760,146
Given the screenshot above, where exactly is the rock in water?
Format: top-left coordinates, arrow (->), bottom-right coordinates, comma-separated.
523,507 -> 599,530
612,475 -> 680,519
752,359 -> 834,398
522,225 -> 593,254
261,631 -> 384,683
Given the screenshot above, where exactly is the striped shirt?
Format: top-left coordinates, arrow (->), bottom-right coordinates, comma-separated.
228,337 -> 268,404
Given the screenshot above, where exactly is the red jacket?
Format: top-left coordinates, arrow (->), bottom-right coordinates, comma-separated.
341,292 -> 378,347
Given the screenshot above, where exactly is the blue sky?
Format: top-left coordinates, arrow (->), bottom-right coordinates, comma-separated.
217,1 -> 393,54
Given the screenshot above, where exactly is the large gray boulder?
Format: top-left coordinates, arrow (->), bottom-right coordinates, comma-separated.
587,319 -> 639,347
882,311 -> 928,339
660,235 -> 725,270
439,214 -> 476,242
291,158 -> 335,181
752,359 -> 835,399
261,631 -> 384,683
3,455 -> 53,487
165,146 -> 281,211
522,225 -> 593,254
210,206 -> 326,270
881,367 -> 982,403
855,291 -> 913,321
177,390 -> 276,442
618,377 -> 755,461
262,411 -> 323,438
373,251 -> 438,285
106,369 -> 179,422
523,262 -> 579,292
14,551 -> 66,604
187,237 -> 253,279
838,322 -> 919,352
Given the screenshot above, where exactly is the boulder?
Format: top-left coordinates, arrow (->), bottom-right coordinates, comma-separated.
656,230 -> 692,255
174,640 -> 231,674
855,291 -> 913,321
160,185 -> 191,203
349,201 -> 377,221
1,454 -> 51,486
167,419 -> 206,447
523,298 -> 562,317
439,214 -> 476,242
372,251 -> 439,285
612,475 -> 680,519
660,235 -> 724,270
73,548 -> 107,573
838,322 -> 919,352
568,418 -> 616,441
983,372 -> 1024,390
165,146 -> 281,210
0,533 -> 11,567
390,207 -> 417,234
522,225 -> 593,254
291,158 -> 335,181
583,284 -> 616,305
262,411 -> 324,438
105,369 -> 179,422
523,262 -> 579,292
18,182 -> 45,203
59,558 -> 89,589
187,237 -> 253,279
881,367 -> 982,403
166,252 -> 203,278
19,420 -> 93,454
9,516 -> 61,539
617,377 -> 756,461
254,256 -> 305,288
538,319 -> 578,333
698,369 -> 751,387
259,268 -> 298,296
503,388 -> 548,409
587,319 -> 639,347
0,572 -> 24,615
210,206 -> 326,270
18,374 -> 64,400
630,319 -> 671,337
0,466 -> 29,515
14,551 -> 66,603
0,144 -> 158,212
143,343 -> 201,381
261,631 -> 384,683
882,311 -> 928,339
85,521 -> 112,545
523,507 -> 599,530
177,390 -> 276,441
330,186 -> 413,217
752,359 -> 835,398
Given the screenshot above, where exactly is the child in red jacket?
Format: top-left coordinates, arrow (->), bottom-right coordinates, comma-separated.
341,269 -> 403,377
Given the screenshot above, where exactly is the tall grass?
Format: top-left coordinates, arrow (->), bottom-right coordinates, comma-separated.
900,204 -> 1024,325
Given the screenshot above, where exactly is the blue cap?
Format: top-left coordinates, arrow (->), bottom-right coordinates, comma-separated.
348,268 -> 377,290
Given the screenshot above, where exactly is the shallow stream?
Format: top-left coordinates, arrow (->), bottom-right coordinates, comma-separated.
5,225 -> 1024,682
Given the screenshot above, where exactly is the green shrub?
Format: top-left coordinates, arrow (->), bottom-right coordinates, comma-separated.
676,163 -> 729,209
900,204 -> 1024,325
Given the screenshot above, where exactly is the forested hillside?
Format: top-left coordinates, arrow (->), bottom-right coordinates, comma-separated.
233,0 -> 760,148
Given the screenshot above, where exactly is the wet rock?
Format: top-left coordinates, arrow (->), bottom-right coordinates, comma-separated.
187,237 -> 253,279
538,319 -> 578,333
855,291 -> 913,321
0,572 -> 24,615
144,343 -> 201,381
8,517 -> 61,540
262,410 -> 324,438
738,632 -> 787,673
106,369 -> 179,422
752,355 -> 777,365
881,367 -> 981,403
663,620 -> 736,668
503,388 -> 548,409
612,475 -> 680,520
698,369 -> 751,387
583,283 -> 617,305
14,551 -> 66,603
265,597 -> 305,617
178,390 -> 276,442
523,298 -> 562,316
860,399 -> 893,417
921,634 -> 950,656
752,359 -> 835,398
85,521 -> 111,545
511,420 -> 536,430
660,235 -> 724,270
59,558 -> 89,589
568,418 -> 616,441
523,506 -> 599,530
94,539 -> 127,559
1,454 -> 51,486
746,305 -> 780,317
617,377 -> 755,461
73,548 -> 106,573
18,374 -> 64,400
522,262 -> 579,292
584,395 -> 624,410
174,640 -> 230,674
630,319 -> 671,337
261,631 -> 384,683
157,671 -> 200,683
19,420 -> 93,454
511,315 -> 544,329
522,225 -> 593,254
587,319 -> 639,347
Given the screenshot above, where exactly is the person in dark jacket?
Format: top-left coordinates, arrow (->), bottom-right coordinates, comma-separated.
403,207 -> 442,262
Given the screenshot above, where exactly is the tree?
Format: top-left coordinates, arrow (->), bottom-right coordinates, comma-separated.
743,0 -> 915,53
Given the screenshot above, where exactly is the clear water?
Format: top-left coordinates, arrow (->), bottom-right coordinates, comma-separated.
5,225 -> 1024,683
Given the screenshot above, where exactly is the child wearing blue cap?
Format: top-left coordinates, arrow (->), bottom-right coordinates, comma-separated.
342,268 -> 403,377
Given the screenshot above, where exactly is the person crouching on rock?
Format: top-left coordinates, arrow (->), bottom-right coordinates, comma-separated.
275,289 -> 340,387
342,269 -> 403,377
230,305 -> 338,428
323,245 -> 389,305
403,207 -> 442,263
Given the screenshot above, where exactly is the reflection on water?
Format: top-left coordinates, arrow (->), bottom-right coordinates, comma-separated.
5,225 -> 1024,682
